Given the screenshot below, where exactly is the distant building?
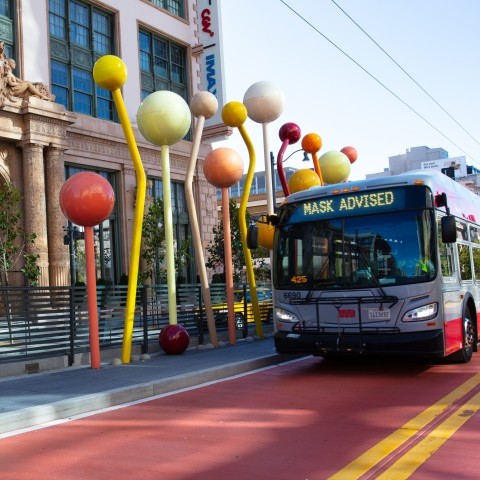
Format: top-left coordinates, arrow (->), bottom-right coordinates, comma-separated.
366,145 -> 480,195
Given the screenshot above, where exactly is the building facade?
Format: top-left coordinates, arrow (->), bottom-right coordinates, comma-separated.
0,0 -> 227,286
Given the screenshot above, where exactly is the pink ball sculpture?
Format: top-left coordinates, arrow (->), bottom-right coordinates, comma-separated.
341,146 -> 358,164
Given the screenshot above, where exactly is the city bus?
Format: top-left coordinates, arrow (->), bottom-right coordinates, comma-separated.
264,169 -> 480,362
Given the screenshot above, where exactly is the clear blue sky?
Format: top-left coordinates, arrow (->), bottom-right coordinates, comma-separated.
214,0 -> 480,180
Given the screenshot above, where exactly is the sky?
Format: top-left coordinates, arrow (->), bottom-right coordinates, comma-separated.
213,0 -> 480,180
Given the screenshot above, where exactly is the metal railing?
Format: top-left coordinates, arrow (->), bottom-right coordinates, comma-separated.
0,283 -> 272,365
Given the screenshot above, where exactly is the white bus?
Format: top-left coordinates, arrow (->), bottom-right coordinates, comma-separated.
265,170 -> 479,362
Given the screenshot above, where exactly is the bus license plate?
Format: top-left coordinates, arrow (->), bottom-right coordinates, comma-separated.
368,309 -> 390,320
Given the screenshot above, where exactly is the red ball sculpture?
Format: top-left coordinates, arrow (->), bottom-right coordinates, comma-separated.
59,172 -> 115,226
159,324 -> 190,355
279,122 -> 301,144
341,146 -> 358,164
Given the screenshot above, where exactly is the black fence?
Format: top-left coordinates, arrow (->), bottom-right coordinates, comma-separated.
0,283 -> 273,365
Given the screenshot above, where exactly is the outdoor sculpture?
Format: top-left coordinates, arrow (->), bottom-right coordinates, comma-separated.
276,122 -> 302,196
187,92 -> 219,347
204,147 -> 244,344
221,101 -> 263,338
93,55 -> 147,364
136,90 -> 192,355
0,43 -> 54,106
59,172 -> 115,369
243,81 -> 284,216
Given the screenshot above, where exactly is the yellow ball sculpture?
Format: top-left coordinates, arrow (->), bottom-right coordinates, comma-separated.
221,101 -> 248,128
318,150 -> 352,184
288,169 -> 321,194
92,55 -> 127,91
137,91 -> 191,146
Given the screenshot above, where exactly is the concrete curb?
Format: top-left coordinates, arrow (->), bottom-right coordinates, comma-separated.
0,353 -> 291,435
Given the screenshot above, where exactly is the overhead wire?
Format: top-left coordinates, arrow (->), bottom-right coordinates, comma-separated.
278,0 -> 479,166
330,0 -> 480,150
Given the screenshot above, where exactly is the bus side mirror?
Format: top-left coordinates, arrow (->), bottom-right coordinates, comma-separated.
247,224 -> 259,249
441,215 -> 456,243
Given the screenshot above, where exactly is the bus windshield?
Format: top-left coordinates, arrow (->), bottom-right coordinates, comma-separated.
274,208 -> 436,290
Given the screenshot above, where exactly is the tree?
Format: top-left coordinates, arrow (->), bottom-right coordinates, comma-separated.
0,182 -> 40,286
206,199 -> 270,284
139,197 -> 192,284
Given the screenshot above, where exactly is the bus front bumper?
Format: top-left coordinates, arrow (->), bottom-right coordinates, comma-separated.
274,329 -> 445,358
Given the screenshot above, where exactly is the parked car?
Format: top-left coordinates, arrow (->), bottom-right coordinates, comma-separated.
211,288 -> 273,330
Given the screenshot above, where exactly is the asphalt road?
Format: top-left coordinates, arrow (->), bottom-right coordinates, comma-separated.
2,353 -> 479,479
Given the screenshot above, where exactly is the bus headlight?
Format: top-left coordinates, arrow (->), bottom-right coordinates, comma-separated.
275,308 -> 299,323
402,303 -> 438,322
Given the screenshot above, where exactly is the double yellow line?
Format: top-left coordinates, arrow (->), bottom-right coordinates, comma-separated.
329,372 -> 480,479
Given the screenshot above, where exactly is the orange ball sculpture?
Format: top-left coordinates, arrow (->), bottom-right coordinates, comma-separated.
302,133 -> 322,154
204,147 -> 244,189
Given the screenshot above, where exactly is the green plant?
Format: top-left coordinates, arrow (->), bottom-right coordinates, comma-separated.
140,198 -> 193,284
140,198 -> 166,284
0,182 -> 41,286
21,251 -> 41,286
206,199 -> 271,283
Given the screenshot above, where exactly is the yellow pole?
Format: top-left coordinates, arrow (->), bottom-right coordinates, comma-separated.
111,89 -> 147,364
238,123 -> 263,338
92,55 -> 147,364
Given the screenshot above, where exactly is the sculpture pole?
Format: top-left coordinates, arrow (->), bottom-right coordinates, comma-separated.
221,102 -> 263,338
204,147 -> 244,344
243,81 -> 284,215
59,172 -> 115,369
277,123 -> 302,197
136,90 -> 192,354
302,133 -> 324,185
188,92 -> 218,346
92,55 -> 146,364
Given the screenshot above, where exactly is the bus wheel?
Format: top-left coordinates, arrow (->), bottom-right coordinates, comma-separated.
235,313 -> 246,330
452,310 -> 475,363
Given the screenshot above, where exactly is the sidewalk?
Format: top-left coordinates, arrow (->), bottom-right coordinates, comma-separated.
0,335 -> 300,436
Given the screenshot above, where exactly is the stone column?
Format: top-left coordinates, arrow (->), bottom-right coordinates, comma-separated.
45,146 -> 70,286
21,142 -> 49,286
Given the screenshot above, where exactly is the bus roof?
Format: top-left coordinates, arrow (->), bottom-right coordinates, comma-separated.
283,169 -> 480,223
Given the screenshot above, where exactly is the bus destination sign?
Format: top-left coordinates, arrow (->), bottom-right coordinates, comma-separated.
290,188 -> 409,222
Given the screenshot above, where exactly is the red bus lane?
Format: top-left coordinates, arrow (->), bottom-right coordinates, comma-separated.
1,355 -> 479,480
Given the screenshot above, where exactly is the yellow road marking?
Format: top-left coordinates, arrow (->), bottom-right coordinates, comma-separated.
328,373 -> 480,479
377,391 -> 480,479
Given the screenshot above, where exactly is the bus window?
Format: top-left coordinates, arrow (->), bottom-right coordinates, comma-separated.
274,209 -> 436,289
438,217 -> 456,279
469,225 -> 480,244
472,246 -> 480,281
456,220 -> 472,281
470,225 -> 480,281
458,244 -> 472,280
